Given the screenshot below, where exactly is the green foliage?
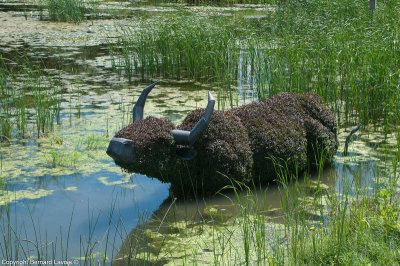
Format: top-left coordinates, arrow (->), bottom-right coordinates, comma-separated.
112,0 -> 400,132
295,192 -> 400,265
149,0 -> 277,4
275,151 -> 400,265
46,0 -> 96,23
110,14 -> 246,83
375,189 -> 400,235
0,57 -> 61,140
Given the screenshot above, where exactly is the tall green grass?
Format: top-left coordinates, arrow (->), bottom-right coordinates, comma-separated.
0,57 -> 61,140
46,0 -> 98,23
110,14 -> 244,84
111,0 -> 400,132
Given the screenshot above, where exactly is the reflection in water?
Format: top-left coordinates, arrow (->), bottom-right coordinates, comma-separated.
115,125 -> 399,263
3,173 -> 169,262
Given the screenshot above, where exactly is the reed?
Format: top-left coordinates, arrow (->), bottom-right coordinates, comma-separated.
110,14 -> 244,86
0,57 -> 62,140
46,0 -> 98,23
111,0 -> 400,131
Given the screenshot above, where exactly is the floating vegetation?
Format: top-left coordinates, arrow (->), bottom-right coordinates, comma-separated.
98,174 -> 132,186
0,187 -> 54,205
116,215 -> 285,265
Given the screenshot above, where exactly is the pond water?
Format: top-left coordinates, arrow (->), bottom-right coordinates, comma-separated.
0,1 -> 398,264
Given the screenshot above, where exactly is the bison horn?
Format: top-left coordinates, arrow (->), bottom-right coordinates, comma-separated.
132,82 -> 158,122
172,91 -> 215,146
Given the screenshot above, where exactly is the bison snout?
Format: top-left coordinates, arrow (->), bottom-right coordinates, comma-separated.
107,137 -> 136,164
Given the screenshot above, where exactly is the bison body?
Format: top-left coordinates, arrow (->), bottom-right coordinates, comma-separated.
108,84 -> 338,195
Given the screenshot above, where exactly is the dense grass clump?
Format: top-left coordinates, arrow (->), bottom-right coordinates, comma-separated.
0,58 -> 61,139
110,14 -> 246,83
279,175 -> 400,265
112,0 -> 400,132
46,0 -> 96,23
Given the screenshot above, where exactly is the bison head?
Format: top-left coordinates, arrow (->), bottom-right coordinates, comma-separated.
107,82 -> 216,181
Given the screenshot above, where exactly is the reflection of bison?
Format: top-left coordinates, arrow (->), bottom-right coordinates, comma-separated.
107,83 -> 338,195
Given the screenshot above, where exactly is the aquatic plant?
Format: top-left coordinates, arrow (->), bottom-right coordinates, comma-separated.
79,134 -> 109,150
277,159 -> 400,265
112,0 -> 400,134
108,84 -> 338,194
0,57 -> 61,140
148,0 -> 276,4
110,14 -> 243,83
46,0 -> 98,23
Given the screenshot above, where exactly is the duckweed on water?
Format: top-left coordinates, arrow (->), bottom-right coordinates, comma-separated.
0,188 -> 54,205
116,215 -> 285,265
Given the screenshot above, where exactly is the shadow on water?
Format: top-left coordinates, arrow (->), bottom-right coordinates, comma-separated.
114,147 -> 386,264
111,122 -> 400,264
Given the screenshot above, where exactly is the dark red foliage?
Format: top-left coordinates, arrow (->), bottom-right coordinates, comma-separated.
115,116 -> 176,178
177,110 -> 253,191
113,92 -> 338,195
232,92 -> 338,181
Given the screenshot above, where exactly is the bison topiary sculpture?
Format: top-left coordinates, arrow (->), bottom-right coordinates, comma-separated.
107,82 -> 338,195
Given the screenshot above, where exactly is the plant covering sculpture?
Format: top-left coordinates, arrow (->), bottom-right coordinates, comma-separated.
107,83 -> 338,195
